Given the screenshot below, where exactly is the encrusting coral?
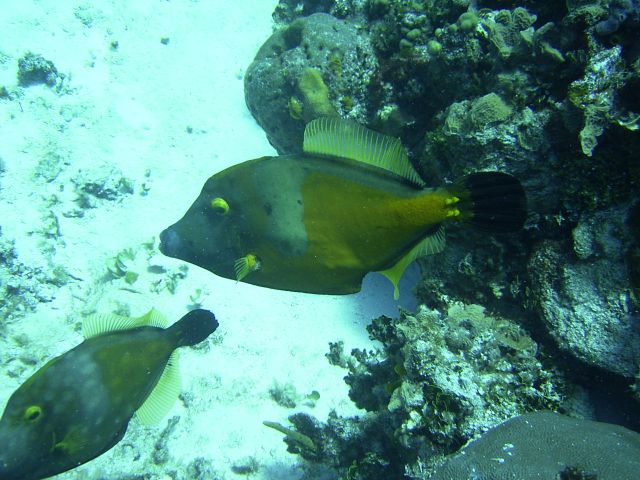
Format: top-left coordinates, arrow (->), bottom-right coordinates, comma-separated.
270,303 -> 569,479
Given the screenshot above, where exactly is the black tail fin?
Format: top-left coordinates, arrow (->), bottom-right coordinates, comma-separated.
169,309 -> 219,347
456,172 -> 527,232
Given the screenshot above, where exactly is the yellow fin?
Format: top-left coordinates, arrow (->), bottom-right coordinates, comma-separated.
234,254 -> 261,282
82,308 -> 169,339
303,117 -> 425,187
135,351 -> 181,425
377,227 -> 446,300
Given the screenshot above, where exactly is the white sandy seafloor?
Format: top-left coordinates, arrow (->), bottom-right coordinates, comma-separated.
0,2 -> 420,479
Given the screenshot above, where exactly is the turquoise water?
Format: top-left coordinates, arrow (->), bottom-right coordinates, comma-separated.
1,1 -> 639,479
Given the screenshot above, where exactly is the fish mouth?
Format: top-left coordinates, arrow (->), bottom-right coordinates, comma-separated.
0,439 -> 40,480
0,462 -> 30,480
159,227 -> 182,258
158,225 -> 235,279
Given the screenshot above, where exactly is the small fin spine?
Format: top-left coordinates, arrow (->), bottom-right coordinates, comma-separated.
234,254 -> 261,282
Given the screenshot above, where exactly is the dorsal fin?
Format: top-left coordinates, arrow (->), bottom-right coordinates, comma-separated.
303,117 -> 425,187
82,308 -> 168,339
135,351 -> 181,425
377,226 -> 446,299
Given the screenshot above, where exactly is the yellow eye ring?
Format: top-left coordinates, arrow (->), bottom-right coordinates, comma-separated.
24,405 -> 43,422
210,197 -> 229,215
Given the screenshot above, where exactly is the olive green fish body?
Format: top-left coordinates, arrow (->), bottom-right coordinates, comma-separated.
159,118 -> 526,296
161,154 -> 450,294
0,309 -> 217,480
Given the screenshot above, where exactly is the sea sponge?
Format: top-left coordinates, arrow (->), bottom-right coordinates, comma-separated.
458,11 -> 478,31
297,68 -> 338,122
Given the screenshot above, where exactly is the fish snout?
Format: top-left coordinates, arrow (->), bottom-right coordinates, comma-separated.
0,459 -> 21,480
0,431 -> 36,480
159,227 -> 183,257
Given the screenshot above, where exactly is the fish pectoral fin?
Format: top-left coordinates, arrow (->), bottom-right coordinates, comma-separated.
135,351 -> 181,425
53,427 -> 90,455
377,227 -> 446,300
234,254 -> 261,282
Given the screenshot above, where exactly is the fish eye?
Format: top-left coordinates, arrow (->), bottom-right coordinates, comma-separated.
210,197 -> 230,215
24,405 -> 43,422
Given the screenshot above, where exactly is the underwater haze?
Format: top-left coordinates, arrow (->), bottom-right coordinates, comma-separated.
1,1 -> 640,480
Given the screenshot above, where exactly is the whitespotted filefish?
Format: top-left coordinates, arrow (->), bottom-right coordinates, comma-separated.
0,308 -> 218,480
160,118 -> 526,298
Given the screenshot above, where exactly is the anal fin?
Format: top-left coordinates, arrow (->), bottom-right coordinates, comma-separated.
135,351 -> 181,425
377,227 -> 446,300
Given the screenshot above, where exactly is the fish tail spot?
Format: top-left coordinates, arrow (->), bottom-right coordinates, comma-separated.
234,253 -> 261,281
444,196 -> 460,205
456,171 -> 527,232
446,208 -> 461,218
170,309 -> 219,348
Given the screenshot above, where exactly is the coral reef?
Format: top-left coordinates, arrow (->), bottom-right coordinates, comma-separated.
251,0 -> 640,386
244,12 -> 377,153
244,0 -> 640,476
276,303 -> 569,479
348,305 -> 564,448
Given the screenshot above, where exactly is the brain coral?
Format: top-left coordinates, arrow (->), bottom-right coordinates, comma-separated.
428,411 -> 640,480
